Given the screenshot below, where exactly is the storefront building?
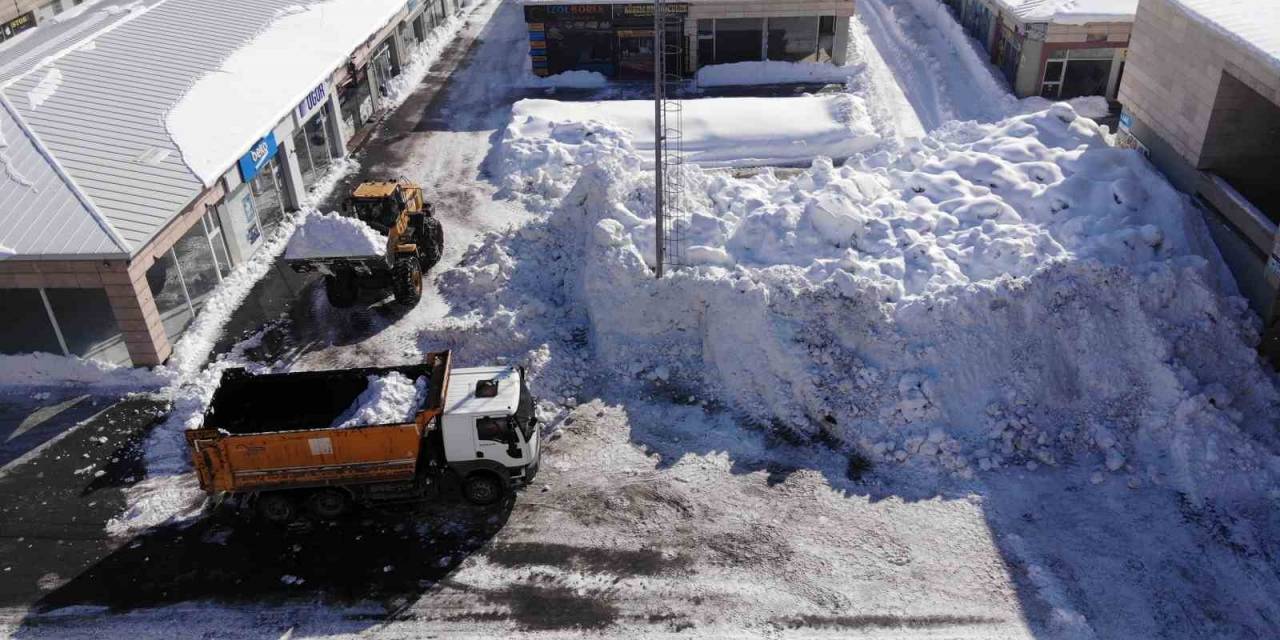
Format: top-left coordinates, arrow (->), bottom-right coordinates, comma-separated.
1116,0 -> 1280,356
943,0 -> 1134,100
523,0 -> 854,80
0,0 -> 458,367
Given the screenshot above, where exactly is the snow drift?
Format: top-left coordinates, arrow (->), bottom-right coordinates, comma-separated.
456,100 -> 1280,506
695,61 -> 860,87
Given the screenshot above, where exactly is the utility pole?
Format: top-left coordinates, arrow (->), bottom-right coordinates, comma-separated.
653,0 -> 665,279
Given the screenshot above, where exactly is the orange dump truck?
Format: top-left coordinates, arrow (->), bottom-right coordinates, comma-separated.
186,351 -> 541,523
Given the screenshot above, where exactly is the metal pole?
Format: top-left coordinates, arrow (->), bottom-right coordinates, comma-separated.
653,0 -> 664,279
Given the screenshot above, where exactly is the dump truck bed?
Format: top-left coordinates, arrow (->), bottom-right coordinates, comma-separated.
186,352 -> 452,494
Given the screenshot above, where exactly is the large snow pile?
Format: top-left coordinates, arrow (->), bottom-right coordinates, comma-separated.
455,101 -> 1280,506
332,372 -> 429,428
695,61 -> 860,87
507,95 -> 881,172
283,210 -> 385,259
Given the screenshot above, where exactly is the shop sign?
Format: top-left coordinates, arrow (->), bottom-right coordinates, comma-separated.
524,4 -> 609,21
237,133 -> 279,182
0,11 -> 35,43
1118,111 -> 1133,132
406,0 -> 421,10
617,3 -> 687,17
296,83 -> 329,124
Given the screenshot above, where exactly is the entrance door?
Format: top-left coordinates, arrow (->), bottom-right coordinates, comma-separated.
371,43 -> 395,103
617,30 -> 655,78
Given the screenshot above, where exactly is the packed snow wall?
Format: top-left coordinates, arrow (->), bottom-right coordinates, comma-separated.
453,102 -> 1280,502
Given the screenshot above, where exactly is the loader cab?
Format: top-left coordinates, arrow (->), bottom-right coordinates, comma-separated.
440,366 -> 541,489
346,181 -> 405,233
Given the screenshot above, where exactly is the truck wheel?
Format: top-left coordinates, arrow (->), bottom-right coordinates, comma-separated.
257,492 -> 298,524
463,473 -> 504,506
325,273 -> 359,308
419,217 -> 444,270
306,489 -> 352,520
392,258 -> 423,306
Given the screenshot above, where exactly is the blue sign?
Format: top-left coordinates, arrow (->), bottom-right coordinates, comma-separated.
296,83 -> 328,122
1118,111 -> 1133,132
238,132 -> 279,182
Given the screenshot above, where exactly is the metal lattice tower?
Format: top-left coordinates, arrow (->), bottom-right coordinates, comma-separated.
653,0 -> 685,278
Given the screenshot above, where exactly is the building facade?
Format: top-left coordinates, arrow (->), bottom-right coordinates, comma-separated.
1,0 -> 88,44
0,0 -> 460,367
1116,0 -> 1280,349
524,0 -> 854,80
943,0 -> 1133,100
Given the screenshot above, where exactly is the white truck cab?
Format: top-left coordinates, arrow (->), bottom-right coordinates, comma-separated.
440,365 -> 541,503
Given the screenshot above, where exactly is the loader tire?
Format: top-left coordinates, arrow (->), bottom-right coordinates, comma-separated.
306,489 -> 352,520
325,273 -> 359,308
419,217 -> 444,270
392,257 -> 423,306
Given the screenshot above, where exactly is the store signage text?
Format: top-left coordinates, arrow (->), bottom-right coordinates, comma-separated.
0,11 -> 36,43
238,132 -> 279,182
296,83 -> 329,123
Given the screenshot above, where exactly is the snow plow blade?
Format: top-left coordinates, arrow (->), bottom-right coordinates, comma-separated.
185,351 -> 453,495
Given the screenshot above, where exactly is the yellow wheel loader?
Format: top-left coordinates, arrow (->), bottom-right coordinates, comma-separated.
287,180 -> 445,308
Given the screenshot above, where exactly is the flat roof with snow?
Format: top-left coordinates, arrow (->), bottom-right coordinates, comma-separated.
992,0 -> 1138,24
0,0 -> 407,260
1171,0 -> 1280,72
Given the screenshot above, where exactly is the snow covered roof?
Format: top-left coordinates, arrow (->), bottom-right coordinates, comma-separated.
0,0 -> 406,260
992,0 -> 1138,24
1170,0 -> 1280,72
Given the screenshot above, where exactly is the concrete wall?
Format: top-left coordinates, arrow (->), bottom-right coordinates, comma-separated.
1119,0 -> 1280,170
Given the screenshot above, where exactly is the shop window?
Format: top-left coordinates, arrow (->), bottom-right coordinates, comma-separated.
545,23 -> 614,76
715,18 -> 764,65
45,288 -> 129,364
202,210 -> 233,277
249,156 -> 286,233
172,222 -> 221,308
413,14 -> 427,40
697,19 -> 714,68
1040,48 -> 1115,99
818,16 -> 836,62
293,111 -> 334,191
146,250 -> 195,340
767,17 -> 819,63
0,289 -> 61,356
339,72 -> 375,144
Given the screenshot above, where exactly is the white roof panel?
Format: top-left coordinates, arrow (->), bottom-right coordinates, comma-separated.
0,0 -> 406,259
445,366 -> 523,417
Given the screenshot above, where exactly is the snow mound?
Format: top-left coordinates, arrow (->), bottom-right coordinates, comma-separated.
0,352 -> 169,389
506,95 -> 881,171
284,211 -> 385,260
332,372 -> 429,428
463,100 -> 1280,504
695,61 -> 859,87
522,70 -> 608,89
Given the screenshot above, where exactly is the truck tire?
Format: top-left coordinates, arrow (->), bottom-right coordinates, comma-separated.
392,257 -> 423,306
462,472 -> 504,506
306,489 -> 352,520
257,492 -> 298,524
325,272 -> 359,308
419,217 -> 444,270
